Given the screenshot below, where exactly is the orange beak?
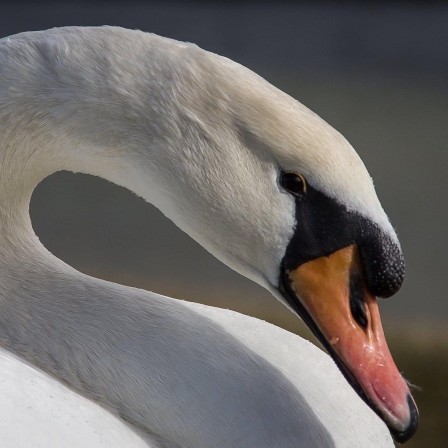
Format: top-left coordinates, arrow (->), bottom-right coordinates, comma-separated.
282,245 -> 418,442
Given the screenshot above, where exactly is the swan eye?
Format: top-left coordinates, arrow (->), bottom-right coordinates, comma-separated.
280,172 -> 307,196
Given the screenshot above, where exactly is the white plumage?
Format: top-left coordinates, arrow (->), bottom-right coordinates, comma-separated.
0,27 -> 395,447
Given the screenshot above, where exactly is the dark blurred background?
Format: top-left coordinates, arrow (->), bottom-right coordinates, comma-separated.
2,1 -> 447,446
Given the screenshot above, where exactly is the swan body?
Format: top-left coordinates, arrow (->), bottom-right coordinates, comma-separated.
0,303 -> 393,447
0,27 -> 416,447
0,348 -> 156,447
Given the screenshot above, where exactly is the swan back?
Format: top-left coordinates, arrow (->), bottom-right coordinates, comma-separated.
0,348 -> 165,447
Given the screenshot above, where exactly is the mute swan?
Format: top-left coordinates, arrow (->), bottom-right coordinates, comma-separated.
0,27 -> 417,447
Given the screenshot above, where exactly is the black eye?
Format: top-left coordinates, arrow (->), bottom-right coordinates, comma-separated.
280,172 -> 307,196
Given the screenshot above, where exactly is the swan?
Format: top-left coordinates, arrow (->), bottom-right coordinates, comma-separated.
0,26 -> 418,447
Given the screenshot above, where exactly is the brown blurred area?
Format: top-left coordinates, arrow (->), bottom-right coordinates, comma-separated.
2,1 -> 447,446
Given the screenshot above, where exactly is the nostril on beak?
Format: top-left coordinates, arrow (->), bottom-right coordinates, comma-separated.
349,273 -> 368,329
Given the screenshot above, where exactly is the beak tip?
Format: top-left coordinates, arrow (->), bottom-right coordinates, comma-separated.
390,394 -> 419,444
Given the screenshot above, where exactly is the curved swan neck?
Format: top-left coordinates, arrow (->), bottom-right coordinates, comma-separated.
0,27 -> 295,289
0,29 -> 259,448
